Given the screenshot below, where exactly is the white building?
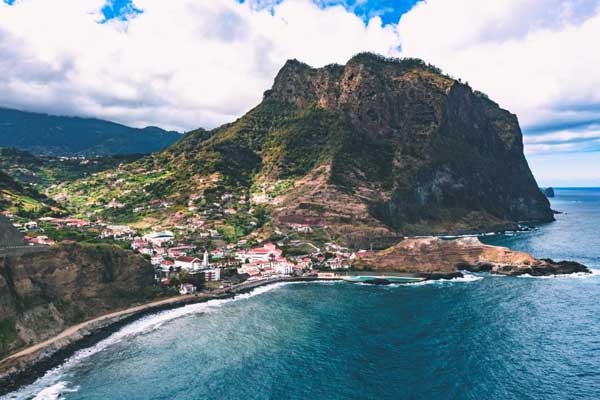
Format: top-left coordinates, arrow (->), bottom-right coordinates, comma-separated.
175,256 -> 201,271
179,283 -> 196,295
201,268 -> 221,281
143,231 -> 175,247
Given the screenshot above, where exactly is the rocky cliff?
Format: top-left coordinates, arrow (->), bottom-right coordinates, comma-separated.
353,237 -> 590,276
267,55 -> 552,241
179,54 -> 550,243
0,216 -> 23,248
55,53 -> 552,246
0,243 -> 157,357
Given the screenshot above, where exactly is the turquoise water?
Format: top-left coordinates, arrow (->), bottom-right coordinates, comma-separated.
4,188 -> 600,400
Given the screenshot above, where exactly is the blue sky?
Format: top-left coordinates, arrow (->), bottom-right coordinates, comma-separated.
0,0 -> 599,186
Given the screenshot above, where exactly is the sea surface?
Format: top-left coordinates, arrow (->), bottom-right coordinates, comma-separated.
4,188 -> 600,400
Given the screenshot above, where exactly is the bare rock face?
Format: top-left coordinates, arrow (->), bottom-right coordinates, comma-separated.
0,243 -> 155,357
0,216 -> 23,248
267,55 -> 553,242
353,237 -> 590,277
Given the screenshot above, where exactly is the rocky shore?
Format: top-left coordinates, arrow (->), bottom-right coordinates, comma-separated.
0,276 -> 330,395
353,237 -> 591,277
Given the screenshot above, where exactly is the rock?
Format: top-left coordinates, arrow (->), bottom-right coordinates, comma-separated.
542,187 -> 555,198
353,237 -> 591,278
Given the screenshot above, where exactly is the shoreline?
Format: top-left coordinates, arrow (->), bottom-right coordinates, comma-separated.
0,276 -> 337,395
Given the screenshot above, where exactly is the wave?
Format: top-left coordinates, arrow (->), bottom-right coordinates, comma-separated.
2,281 -> 296,400
516,268 -> 600,280
404,271 -> 484,286
31,382 -> 78,400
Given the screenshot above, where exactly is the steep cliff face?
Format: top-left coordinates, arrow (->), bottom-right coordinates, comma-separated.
0,216 -> 23,248
266,55 -> 552,241
0,244 -> 156,357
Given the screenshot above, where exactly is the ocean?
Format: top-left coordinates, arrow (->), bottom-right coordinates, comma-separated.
4,188 -> 600,400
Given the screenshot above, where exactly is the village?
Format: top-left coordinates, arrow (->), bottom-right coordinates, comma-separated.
2,211 -> 377,296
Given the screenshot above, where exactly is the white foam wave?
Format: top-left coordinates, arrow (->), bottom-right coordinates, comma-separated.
1,281 -> 295,400
31,382 -> 78,400
516,268 -> 600,279
405,272 -> 484,286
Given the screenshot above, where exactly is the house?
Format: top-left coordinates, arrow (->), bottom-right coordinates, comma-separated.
102,225 -> 135,241
236,243 -> 282,263
175,256 -> 201,271
131,239 -> 146,250
350,250 -> 375,260
272,257 -> 294,275
179,283 -> 196,295
211,249 -> 225,259
106,198 -> 125,209
159,259 -> 175,272
167,246 -> 195,258
24,221 -> 39,231
151,255 -> 164,265
200,268 -> 221,281
26,235 -> 55,246
64,218 -> 89,228
290,223 -> 312,233
138,246 -> 153,256
237,264 -> 262,278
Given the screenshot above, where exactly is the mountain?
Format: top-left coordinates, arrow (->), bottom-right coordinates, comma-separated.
0,107 -> 181,156
53,53 -> 552,246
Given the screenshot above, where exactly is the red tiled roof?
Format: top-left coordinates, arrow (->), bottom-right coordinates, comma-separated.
176,256 -> 199,263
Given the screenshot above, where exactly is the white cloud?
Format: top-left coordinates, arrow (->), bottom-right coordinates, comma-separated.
0,0 -> 400,131
1,0 -> 600,175
396,0 -> 600,132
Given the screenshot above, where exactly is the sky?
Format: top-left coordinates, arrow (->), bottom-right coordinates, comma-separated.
0,0 -> 599,186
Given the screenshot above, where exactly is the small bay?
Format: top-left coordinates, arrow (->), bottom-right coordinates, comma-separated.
5,188 -> 600,400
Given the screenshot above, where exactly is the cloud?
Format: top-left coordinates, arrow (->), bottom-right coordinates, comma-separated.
523,124 -> 600,155
1,0 -> 599,179
0,0 -> 400,131
396,0 -> 600,134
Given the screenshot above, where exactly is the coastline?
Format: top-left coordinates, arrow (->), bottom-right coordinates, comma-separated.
0,276 -> 338,395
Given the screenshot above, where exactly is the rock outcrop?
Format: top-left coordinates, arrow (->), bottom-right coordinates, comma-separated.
353,237 -> 590,277
542,187 -> 555,198
0,243 -> 156,358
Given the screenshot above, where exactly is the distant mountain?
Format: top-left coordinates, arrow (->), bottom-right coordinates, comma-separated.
0,107 -> 181,156
0,147 -> 144,187
53,53 -> 552,246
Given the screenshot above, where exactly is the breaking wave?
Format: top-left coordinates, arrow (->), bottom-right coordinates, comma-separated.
2,281 -> 297,400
